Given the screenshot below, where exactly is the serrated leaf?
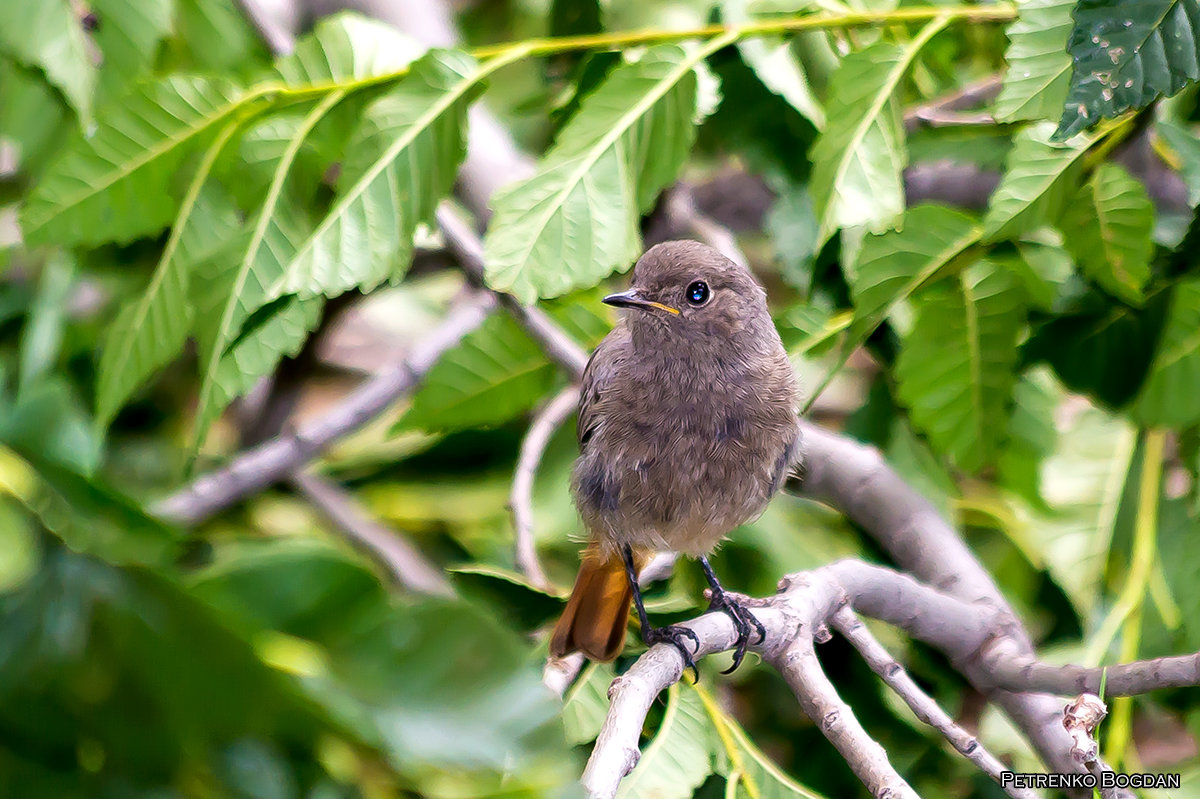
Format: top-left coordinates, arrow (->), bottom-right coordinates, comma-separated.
1056,0 -> 1200,140
20,75 -> 243,247
0,0 -> 97,123
724,0 -> 824,128
90,0 -> 174,102
1134,277 -> 1200,427
191,92 -> 344,451
616,683 -> 714,799
982,122 -> 1102,242
995,0 -> 1074,122
485,41 -> 725,302
273,50 -> 478,300
95,126 -> 241,427
274,11 -> 424,87
895,260 -> 1026,472
849,204 -> 982,330
1060,162 -> 1154,305
810,18 -> 949,247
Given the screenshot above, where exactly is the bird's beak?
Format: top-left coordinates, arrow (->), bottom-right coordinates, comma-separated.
602,289 -> 680,315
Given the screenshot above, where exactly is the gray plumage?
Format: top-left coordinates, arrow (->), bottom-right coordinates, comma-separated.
572,240 -> 802,557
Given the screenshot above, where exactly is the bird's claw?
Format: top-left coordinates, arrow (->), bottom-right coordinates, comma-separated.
643,624 -> 701,682
707,591 -> 766,674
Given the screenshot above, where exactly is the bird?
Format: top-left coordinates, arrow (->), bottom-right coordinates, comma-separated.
549,240 -> 801,675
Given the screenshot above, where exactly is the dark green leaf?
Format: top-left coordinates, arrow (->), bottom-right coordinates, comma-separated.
1057,0 -> 1200,139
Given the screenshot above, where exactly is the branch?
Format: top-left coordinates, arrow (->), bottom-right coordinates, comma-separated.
903,74 -> 1002,132
830,606 -> 1035,799
511,385 -> 579,589
292,471 -> 455,596
981,637 -> 1200,696
154,290 -> 496,525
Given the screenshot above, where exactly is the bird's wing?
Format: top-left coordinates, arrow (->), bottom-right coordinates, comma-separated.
577,324 -> 629,451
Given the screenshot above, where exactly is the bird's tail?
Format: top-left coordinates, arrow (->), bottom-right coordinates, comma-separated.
550,546 -> 648,661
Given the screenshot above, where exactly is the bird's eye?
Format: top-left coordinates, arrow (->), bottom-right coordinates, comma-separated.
686,280 -> 710,306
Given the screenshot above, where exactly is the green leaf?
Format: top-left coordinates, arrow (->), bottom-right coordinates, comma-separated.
562,662 -> 616,745
485,41 -> 726,302
1024,403 -> 1136,617
20,75 -> 243,247
1157,118 -> 1200,207
397,314 -> 563,434
849,204 -> 982,331
982,122 -> 1101,242
273,11 -> 424,87
1056,0 -> 1200,140
1134,277 -> 1200,427
18,251 -> 75,396
616,683 -> 714,799
0,0 -> 97,123
724,0 -> 824,128
190,91 -> 343,451
997,367 -> 1060,508
95,126 -> 241,427
711,698 -> 824,799
810,18 -> 950,247
1011,233 -> 1074,311
994,0 -> 1074,122
274,50 -> 479,300
1059,162 -> 1154,305
895,260 -> 1026,472
90,0 -> 174,102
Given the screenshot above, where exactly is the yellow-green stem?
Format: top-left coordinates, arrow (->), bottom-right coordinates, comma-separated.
1095,430 -> 1166,768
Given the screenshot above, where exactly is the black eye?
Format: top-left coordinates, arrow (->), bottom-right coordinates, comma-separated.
686,281 -> 710,306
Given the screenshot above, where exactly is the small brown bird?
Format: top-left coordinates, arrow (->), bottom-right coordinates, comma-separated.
549,240 -> 801,673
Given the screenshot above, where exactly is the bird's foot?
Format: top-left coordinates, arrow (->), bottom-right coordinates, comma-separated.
643,624 -> 701,682
705,588 -> 766,675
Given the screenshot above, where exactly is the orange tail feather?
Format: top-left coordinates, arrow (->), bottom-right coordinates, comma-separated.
550,548 -> 647,661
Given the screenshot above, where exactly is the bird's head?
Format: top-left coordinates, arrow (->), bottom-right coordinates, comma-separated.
603,240 -> 770,340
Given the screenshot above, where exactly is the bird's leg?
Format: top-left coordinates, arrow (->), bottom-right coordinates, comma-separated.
622,544 -> 700,680
699,556 -> 766,674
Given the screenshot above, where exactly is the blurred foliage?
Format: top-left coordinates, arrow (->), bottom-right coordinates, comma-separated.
3,0 -> 1200,796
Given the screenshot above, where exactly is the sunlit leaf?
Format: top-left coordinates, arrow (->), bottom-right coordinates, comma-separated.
21,75 -> 243,247
485,43 -> 721,302
994,0 -> 1074,122
0,0 -> 96,123
810,19 -> 949,246
616,683 -> 714,799
983,122 -> 1102,242
274,50 -> 478,299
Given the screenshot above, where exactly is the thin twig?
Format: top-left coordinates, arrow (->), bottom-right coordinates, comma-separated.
511,385 -> 580,589
902,74 -> 1003,132
436,205 -> 589,377
831,607 -> 1035,799
292,471 -> 455,596
154,290 -> 496,525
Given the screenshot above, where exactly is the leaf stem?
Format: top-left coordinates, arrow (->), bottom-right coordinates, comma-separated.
1092,429 -> 1166,768
473,5 -> 1017,59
